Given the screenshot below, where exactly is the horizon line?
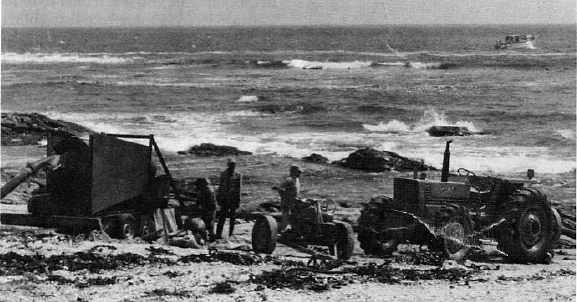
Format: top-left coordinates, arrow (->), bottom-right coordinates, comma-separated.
3,23 -> 575,29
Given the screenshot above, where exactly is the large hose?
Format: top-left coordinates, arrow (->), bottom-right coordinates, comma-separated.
1,155 -> 60,199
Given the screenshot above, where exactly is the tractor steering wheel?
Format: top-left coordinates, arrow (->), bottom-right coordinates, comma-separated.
457,168 -> 476,177
320,199 -> 337,214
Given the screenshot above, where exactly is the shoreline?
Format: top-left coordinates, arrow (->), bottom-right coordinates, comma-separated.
1,144 -> 574,215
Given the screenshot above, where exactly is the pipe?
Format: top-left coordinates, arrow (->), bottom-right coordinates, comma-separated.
1,155 -> 60,199
441,140 -> 452,182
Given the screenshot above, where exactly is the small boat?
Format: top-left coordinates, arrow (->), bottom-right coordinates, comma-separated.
495,34 -> 536,49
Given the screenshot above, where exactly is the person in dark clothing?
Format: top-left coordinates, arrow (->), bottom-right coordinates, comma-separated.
216,158 -> 242,239
195,177 -> 217,242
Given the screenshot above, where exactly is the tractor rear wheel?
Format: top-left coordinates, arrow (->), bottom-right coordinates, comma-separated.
498,190 -> 554,263
550,208 -> 562,245
116,214 -> 136,240
252,215 -> 278,254
335,222 -> 355,260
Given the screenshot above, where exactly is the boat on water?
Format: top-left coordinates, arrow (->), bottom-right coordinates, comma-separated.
495,34 -> 536,49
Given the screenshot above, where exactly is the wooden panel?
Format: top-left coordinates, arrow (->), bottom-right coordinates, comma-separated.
90,134 -> 151,214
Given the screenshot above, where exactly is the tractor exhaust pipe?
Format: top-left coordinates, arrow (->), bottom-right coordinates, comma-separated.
441,140 -> 452,182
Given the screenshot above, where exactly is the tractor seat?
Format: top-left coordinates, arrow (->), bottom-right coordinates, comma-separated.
467,176 -> 496,203
322,213 -> 333,223
467,176 -> 495,193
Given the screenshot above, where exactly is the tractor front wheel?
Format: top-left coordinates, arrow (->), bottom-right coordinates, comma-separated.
442,212 -> 473,261
252,215 -> 278,254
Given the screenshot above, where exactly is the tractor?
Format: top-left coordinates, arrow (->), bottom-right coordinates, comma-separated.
357,140 -> 562,263
252,198 -> 355,260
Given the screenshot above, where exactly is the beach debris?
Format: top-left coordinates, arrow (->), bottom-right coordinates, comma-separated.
210,281 -> 237,294
333,148 -> 433,172
145,288 -> 193,298
249,261 -> 481,291
180,143 -> 252,156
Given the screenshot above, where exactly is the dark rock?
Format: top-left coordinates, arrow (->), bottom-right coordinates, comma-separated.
1,112 -> 93,146
184,143 -> 252,157
426,126 -> 473,137
333,147 -> 434,172
301,153 -> 329,164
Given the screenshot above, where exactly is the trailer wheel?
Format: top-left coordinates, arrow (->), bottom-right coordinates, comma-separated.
335,222 -> 355,260
116,214 -> 136,240
498,190 -> 554,263
442,212 -> 473,261
139,216 -> 156,237
252,215 -> 277,254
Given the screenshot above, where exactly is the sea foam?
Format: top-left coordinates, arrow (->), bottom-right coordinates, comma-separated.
284,59 -> 373,69
363,108 -> 479,134
1,52 -> 132,64
40,110 -> 574,174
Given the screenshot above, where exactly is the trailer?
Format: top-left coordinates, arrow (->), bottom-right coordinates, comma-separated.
0,133 -> 183,239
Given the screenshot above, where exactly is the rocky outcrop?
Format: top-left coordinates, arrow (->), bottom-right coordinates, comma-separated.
333,147 -> 435,172
180,143 -> 252,157
426,126 -> 474,137
1,112 -> 93,146
301,153 -> 329,164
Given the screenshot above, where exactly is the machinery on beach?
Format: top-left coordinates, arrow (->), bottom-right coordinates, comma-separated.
252,198 -> 355,260
356,140 -> 562,263
0,133 -> 186,239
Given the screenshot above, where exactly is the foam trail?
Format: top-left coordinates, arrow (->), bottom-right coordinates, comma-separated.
1,52 -> 132,64
284,59 -> 372,69
406,62 -> 448,69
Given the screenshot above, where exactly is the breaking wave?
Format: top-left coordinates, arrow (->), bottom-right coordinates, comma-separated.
263,59 -> 452,70
555,129 -> 576,140
1,52 -> 133,64
362,108 -> 479,134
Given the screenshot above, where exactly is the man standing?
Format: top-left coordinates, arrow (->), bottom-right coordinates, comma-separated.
272,165 -> 302,231
216,158 -> 242,239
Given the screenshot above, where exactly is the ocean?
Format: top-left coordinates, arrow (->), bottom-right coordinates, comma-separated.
1,25 -> 576,174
